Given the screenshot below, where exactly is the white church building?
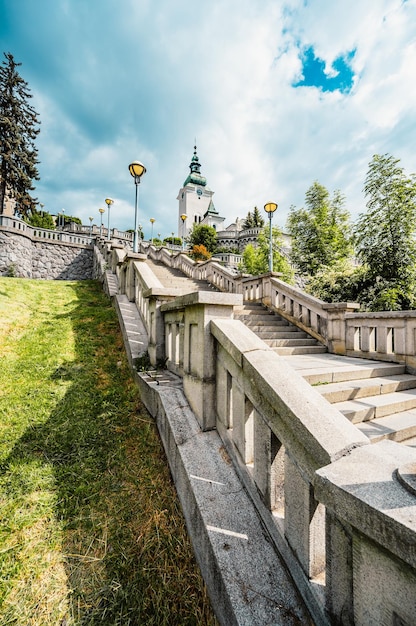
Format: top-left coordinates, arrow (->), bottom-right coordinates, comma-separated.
177,145 -> 225,239
177,145 -> 290,255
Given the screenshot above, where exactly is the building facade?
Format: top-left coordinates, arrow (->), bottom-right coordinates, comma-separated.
177,146 -> 290,255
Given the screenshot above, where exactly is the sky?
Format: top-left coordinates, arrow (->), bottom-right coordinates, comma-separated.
1,0 -> 416,239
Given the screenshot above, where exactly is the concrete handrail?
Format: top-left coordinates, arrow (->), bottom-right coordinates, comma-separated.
345,310 -> 416,369
105,245 -> 416,625
0,214 -> 93,246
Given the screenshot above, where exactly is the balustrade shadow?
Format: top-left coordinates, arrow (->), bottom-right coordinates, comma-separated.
1,281 -> 215,625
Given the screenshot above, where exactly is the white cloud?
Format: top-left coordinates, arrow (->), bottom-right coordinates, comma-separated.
2,0 -> 416,235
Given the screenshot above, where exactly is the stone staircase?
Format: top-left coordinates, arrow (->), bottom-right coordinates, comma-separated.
314,366 -> 416,446
234,302 -> 326,355
146,259 -> 218,292
236,302 -> 416,447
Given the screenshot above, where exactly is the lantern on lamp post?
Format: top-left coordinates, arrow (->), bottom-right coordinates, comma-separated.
263,202 -> 278,273
105,198 -> 114,240
180,213 -> 187,250
99,208 -> 105,237
128,161 -> 147,253
150,218 -> 155,244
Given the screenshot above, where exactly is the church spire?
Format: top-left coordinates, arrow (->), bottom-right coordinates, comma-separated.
183,144 -> 207,187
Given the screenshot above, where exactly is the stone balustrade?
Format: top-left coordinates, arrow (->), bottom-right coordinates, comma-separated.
268,276 -> 361,354
0,214 -> 92,245
0,215 -> 94,279
345,310 -> 416,370
101,242 -> 416,625
135,242 -> 416,363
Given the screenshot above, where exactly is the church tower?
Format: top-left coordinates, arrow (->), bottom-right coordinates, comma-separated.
177,145 -> 224,239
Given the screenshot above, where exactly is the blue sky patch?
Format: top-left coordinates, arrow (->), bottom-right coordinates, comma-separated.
294,46 -> 356,94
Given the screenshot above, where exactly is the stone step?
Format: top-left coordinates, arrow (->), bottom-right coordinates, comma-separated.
236,314 -> 288,324
265,337 -> 320,348
240,323 -> 292,332
234,308 -> 282,323
357,410 -> 416,444
236,304 -> 327,356
273,345 -> 327,356
334,388 -> 416,424
237,303 -> 263,309
256,330 -> 310,340
316,374 -> 416,403
291,357 -> 406,385
146,260 -> 216,292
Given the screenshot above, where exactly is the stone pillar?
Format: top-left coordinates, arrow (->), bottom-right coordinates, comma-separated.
322,302 -> 360,355
161,292 -> 242,431
122,253 -> 147,301
284,452 -> 325,579
314,440 -> 416,626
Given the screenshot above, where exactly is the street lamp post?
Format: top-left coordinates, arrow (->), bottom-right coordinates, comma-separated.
61,208 -> 65,229
180,213 -> 187,250
99,208 -> 105,237
105,198 -> 114,240
89,216 -> 93,236
150,218 -> 155,244
264,202 -> 278,273
128,161 -> 147,253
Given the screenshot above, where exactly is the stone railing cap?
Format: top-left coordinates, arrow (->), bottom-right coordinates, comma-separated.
161,290 -> 243,312
321,302 -> 360,311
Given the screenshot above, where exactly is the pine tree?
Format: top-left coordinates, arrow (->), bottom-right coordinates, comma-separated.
0,52 -> 40,215
252,206 -> 265,227
243,210 -> 254,229
243,207 -> 265,230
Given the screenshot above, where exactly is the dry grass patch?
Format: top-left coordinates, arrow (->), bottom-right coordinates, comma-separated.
0,278 -> 217,626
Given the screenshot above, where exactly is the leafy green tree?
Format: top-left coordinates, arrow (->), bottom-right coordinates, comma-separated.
355,154 -> 416,282
305,156 -> 416,312
163,236 -> 181,245
187,224 -> 217,253
0,53 -> 40,215
216,245 -> 239,254
287,182 -> 353,276
345,153 -> 416,311
25,210 -> 55,229
240,226 -> 293,282
66,215 -> 82,225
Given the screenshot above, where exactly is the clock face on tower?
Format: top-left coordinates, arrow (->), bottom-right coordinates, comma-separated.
197,188 -> 203,197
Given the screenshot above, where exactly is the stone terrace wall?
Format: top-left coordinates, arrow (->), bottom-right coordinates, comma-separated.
0,225 -> 93,280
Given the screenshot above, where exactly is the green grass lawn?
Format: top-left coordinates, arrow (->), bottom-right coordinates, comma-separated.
0,277 -> 217,625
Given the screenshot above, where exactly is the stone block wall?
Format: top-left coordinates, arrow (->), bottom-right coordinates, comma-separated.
0,230 -> 33,277
0,229 -> 93,280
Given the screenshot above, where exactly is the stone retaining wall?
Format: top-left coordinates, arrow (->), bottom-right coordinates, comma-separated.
0,229 -> 93,280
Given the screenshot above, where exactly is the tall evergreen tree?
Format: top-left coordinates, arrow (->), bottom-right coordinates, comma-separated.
243,206 -> 265,229
0,52 -> 40,215
243,210 -> 254,229
251,206 -> 265,227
